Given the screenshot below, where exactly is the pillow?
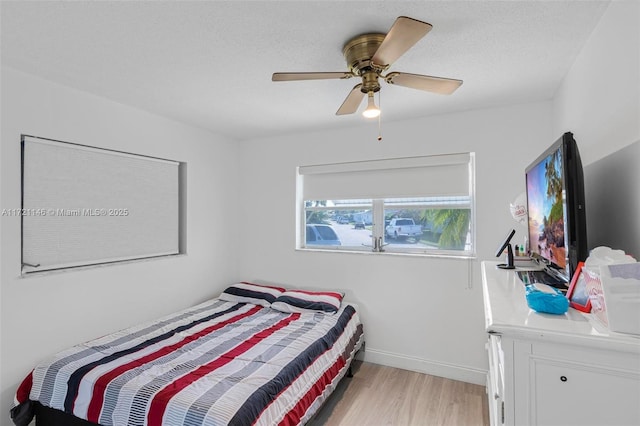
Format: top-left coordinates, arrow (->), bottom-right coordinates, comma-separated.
271,289 -> 344,314
219,282 -> 286,307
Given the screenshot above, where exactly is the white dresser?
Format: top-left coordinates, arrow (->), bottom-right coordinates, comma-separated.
481,261 -> 640,426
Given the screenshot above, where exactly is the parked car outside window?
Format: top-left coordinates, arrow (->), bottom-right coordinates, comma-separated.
306,224 -> 341,246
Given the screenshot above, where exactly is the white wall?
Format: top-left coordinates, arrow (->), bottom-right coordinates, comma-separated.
238,101 -> 553,384
553,0 -> 639,165
0,68 -> 240,417
552,0 -> 640,258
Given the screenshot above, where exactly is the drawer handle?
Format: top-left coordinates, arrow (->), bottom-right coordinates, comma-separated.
560,376 -> 567,382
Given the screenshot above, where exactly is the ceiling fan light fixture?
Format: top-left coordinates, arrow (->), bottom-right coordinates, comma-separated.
362,91 -> 380,118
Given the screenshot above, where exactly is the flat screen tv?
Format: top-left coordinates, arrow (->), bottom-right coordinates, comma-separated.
525,132 -> 588,283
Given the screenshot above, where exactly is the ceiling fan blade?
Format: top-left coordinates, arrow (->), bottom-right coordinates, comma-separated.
372,16 -> 432,67
386,72 -> 462,95
336,84 -> 365,115
272,72 -> 352,82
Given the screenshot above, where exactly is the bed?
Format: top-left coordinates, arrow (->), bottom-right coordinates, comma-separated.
11,282 -> 364,426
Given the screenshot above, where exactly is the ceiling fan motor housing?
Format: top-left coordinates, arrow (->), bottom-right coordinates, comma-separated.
343,33 -> 386,93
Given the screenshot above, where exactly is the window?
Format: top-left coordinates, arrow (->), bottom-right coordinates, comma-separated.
20,135 -> 183,274
297,153 -> 475,256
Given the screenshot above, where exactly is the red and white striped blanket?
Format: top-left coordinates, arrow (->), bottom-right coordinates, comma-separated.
12,298 -> 363,426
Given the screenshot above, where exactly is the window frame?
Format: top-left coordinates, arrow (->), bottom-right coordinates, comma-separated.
297,154 -> 476,258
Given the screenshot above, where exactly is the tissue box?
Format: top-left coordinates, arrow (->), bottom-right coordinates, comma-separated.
599,263 -> 640,336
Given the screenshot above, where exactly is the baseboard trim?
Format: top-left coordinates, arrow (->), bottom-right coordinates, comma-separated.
362,347 -> 487,386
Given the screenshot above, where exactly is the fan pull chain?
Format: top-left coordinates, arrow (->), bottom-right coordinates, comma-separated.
377,91 -> 383,141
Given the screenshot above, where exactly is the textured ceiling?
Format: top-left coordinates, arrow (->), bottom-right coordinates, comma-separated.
1,1 -> 609,141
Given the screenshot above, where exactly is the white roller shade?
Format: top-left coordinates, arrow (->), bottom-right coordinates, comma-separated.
22,136 -> 180,273
299,153 -> 472,200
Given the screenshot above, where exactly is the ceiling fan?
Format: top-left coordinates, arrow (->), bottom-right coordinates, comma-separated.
272,16 -> 463,117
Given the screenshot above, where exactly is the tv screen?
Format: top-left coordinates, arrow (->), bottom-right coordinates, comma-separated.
525,132 -> 587,282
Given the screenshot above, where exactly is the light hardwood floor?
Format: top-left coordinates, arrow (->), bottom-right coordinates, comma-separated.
309,361 -> 490,426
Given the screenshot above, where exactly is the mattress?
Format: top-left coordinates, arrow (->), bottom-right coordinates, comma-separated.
11,298 -> 363,426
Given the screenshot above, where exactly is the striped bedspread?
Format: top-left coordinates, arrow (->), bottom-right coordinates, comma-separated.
12,298 -> 364,426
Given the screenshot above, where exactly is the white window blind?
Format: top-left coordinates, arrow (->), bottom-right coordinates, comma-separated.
21,136 -> 180,273
299,153 -> 471,200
